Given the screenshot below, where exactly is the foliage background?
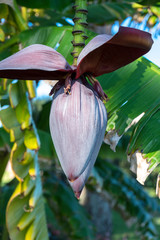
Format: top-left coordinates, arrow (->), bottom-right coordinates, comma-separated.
0,0 -> 160,239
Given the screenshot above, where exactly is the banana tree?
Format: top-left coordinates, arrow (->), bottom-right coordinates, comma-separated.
0,0 -> 160,239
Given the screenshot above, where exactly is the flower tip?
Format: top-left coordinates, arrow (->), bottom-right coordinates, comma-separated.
74,191 -> 82,199
68,174 -> 78,182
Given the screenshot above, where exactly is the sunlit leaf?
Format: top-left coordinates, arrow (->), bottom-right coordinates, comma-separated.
0,28 -> 5,42
26,81 -> 36,99
127,108 -> 160,186
24,123 -> 40,150
10,140 -> 29,181
10,125 -> 23,142
15,93 -> 32,129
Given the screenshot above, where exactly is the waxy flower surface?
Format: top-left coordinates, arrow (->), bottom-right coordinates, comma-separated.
0,27 -> 153,197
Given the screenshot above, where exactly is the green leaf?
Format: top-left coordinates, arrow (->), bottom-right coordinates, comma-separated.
99,57 -> 160,188
57,29 -> 73,64
0,33 -> 48,240
0,106 -> 20,132
17,0 -> 73,10
0,36 -> 19,60
10,125 -> 23,142
36,101 -> 51,133
127,109 -> 160,185
19,26 -> 96,66
9,81 -> 21,108
0,127 -> 11,148
21,174 -> 35,197
30,11 -> 67,27
7,155 -> 49,240
0,3 -> 9,18
10,140 -> 30,181
19,26 -> 73,64
17,211 -> 35,231
98,57 -> 160,187
15,94 -> 32,130
7,191 -> 48,240
44,174 -> 95,239
21,149 -> 36,166
25,81 -> 36,99
0,152 -> 10,183
87,2 -> 134,24
29,177 -> 41,208
128,102 -> 160,154
24,123 -> 40,150
93,158 -> 159,239
139,0 -> 160,6
38,130 -> 55,159
0,28 -> 5,42
0,184 -> 13,240
102,58 -> 160,134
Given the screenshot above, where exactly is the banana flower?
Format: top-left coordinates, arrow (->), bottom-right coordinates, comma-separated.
0,27 -> 153,198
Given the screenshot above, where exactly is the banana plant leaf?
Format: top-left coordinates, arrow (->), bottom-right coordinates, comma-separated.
139,0 -> 160,6
0,79 -> 49,240
16,0 -> 73,10
87,2 -> 135,24
92,157 -> 160,239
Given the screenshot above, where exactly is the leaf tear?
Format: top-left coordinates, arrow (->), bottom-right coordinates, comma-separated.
104,130 -> 121,152
127,151 -> 158,185
125,112 -> 145,132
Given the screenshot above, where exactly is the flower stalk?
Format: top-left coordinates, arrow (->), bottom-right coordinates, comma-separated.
71,0 -> 88,66
85,73 -> 108,102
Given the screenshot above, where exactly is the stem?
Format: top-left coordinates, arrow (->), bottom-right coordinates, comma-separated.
71,0 -> 88,66
85,73 -> 108,102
